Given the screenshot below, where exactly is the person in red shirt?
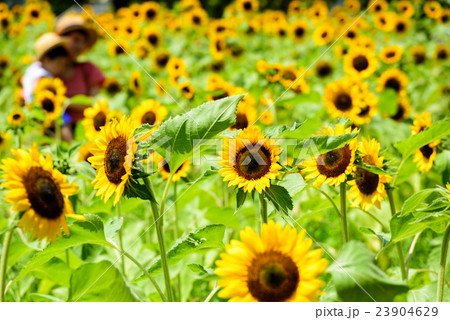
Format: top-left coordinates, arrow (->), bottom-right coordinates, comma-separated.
55,13 -> 105,139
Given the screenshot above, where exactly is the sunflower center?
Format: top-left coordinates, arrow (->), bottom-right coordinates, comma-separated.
247,251 -> 299,302
230,112 -> 249,130
42,98 -> 55,112
141,111 -> 156,125
24,167 -> 64,220
31,10 -> 39,18
437,49 -> 447,60
93,111 -> 107,131
414,52 -> 425,64
391,102 -> 405,121
234,144 -> 271,180
162,161 -> 183,174
386,51 -> 395,58
358,106 -> 370,116
243,1 -> 252,10
352,55 -> 369,71
193,15 -> 201,24
13,113 -> 21,120
148,34 -> 158,45
115,45 -> 124,55
146,9 -> 156,19
317,63 -> 332,77
295,27 -> 304,37
396,22 -> 406,32
334,93 -> 352,111
419,144 -> 433,159
347,30 -> 356,39
107,82 -> 120,95
316,145 -> 352,178
104,137 -> 127,184
385,77 -> 400,92
321,31 -> 328,38
157,54 -> 169,67
355,168 -> 379,195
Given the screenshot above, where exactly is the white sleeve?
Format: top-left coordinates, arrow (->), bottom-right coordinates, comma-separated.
22,62 -> 53,103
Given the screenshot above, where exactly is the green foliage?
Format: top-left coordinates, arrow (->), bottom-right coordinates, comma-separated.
264,184 -> 293,214
378,89 -> 398,116
329,241 -> 409,302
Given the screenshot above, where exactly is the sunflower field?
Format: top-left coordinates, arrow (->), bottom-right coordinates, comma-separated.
0,0 -> 450,305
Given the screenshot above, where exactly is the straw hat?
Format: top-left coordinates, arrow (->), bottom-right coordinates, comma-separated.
55,13 -> 98,48
35,32 -> 69,61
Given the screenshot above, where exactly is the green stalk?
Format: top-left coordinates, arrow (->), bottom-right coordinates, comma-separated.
340,183 -> 349,244
144,176 -> 174,302
0,228 -> 14,302
115,202 -> 125,276
173,182 -> 182,302
259,193 -> 268,227
311,186 -> 340,217
387,187 -> 407,281
437,224 -> 450,302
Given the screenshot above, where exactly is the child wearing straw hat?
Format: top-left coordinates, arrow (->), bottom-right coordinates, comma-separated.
22,32 -> 70,103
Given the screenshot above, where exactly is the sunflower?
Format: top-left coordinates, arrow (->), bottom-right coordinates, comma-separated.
397,0 -> 415,18
351,89 -> 378,126
219,126 -> 282,193
410,45 -> 426,65
300,124 -> 357,187
410,112 -> 440,173
209,35 -> 227,61
288,0 -> 302,16
390,96 -> 411,122
312,23 -> 334,46
157,155 -> 191,182
393,15 -> 410,35
377,68 -> 408,96
167,57 -> 187,77
184,7 -> 208,27
129,70 -> 142,96
259,110 -> 274,125
152,49 -> 171,70
121,22 -> 140,40
434,44 -> 449,61
103,77 -> 121,96
107,39 -> 130,57
130,99 -> 168,134
230,103 -> 257,131
34,77 -> 66,98
308,2 -> 328,20
82,99 -> 110,140
0,55 -> 9,74
0,12 -> 10,32
179,81 -> 195,99
0,131 -> 11,152
353,36 -> 376,51
35,91 -> 64,122
373,12 -> 395,32
343,0 -> 360,14
323,78 -> 362,119
78,143 -> 94,163
347,138 -> 392,211
368,0 -> 388,14
1,143 -> 83,243
438,9 -> 449,24
140,1 -> 160,21
344,47 -> 378,79
134,39 -> 151,59
424,1 -> 442,19
236,0 -> 259,13
265,63 -> 283,83
142,25 -> 163,48
280,65 -> 300,88
215,220 -> 328,302
7,110 -> 25,127
380,45 -> 403,64
88,116 -> 136,206
24,3 -> 43,25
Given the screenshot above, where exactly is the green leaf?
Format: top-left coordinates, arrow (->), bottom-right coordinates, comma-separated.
394,119 -> 450,160
294,131 -> 359,160
122,177 -> 156,203
355,162 -> 391,176
187,264 -> 219,281
360,227 -> 391,254
134,123 -> 155,140
280,172 -> 307,198
147,94 -> 245,172
205,207 -> 241,228
30,257 -> 71,287
400,189 -> 438,217
74,161 -> 96,180
236,188 -> 247,214
378,89 -> 398,116
104,217 -> 123,241
30,294 -> 64,302
12,215 -> 114,285
135,224 -> 226,281
263,122 -> 302,138
66,94 -> 93,107
264,184 -> 293,214
278,91 -> 321,106
329,241 -> 409,302
69,261 -> 137,302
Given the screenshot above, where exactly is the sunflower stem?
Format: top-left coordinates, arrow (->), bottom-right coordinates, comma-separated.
115,202 -> 125,277
438,223 -> 450,302
387,187 -> 407,281
173,182 -> 182,301
112,245 -> 167,302
311,186 -> 340,217
144,176 -> 174,302
259,193 -> 268,228
340,183 -> 349,244
0,227 -> 15,302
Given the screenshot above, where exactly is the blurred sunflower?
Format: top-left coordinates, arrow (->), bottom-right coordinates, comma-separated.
34,77 -> 66,98
437,9 -> 449,24
323,78 -> 361,119
108,39 -> 130,57
35,91 -> 63,122
434,44 -> 448,61
7,110 -> 25,127
24,3 -> 44,25
0,131 -> 11,152
1,143 -> 83,243
167,57 -> 187,77
397,1 -> 415,18
215,221 -> 328,302
142,25 -> 163,48
410,112 -> 440,173
410,45 -> 426,65
0,12 -> 10,32
103,77 -> 121,96
129,70 -> 142,96
373,12 -> 395,32
300,124 -> 357,187
368,0 -> 388,14
157,155 -> 191,182
121,22 -> 140,40
424,1 -> 442,19
82,99 -> 110,139
351,86 -> 378,126
230,103 -> 257,131
348,138 -> 392,211
259,110 -> 274,125
88,116 -> 136,206
343,0 -> 360,14
376,68 -> 408,95
288,0 -> 302,16
131,99 -> 168,133
140,1 -> 160,21
134,39 -> 151,59
184,7 -> 208,27
312,23 -> 334,46
209,35 -> 227,60
280,65 -> 300,88
219,126 -> 281,193
393,15 -> 410,35
344,47 -> 378,79
308,1 -> 328,20
236,0 -> 259,13
78,143 -> 94,163
152,49 -> 171,70
179,81 -> 195,99
265,63 -> 283,82
390,96 -> 411,122
380,45 -> 403,64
